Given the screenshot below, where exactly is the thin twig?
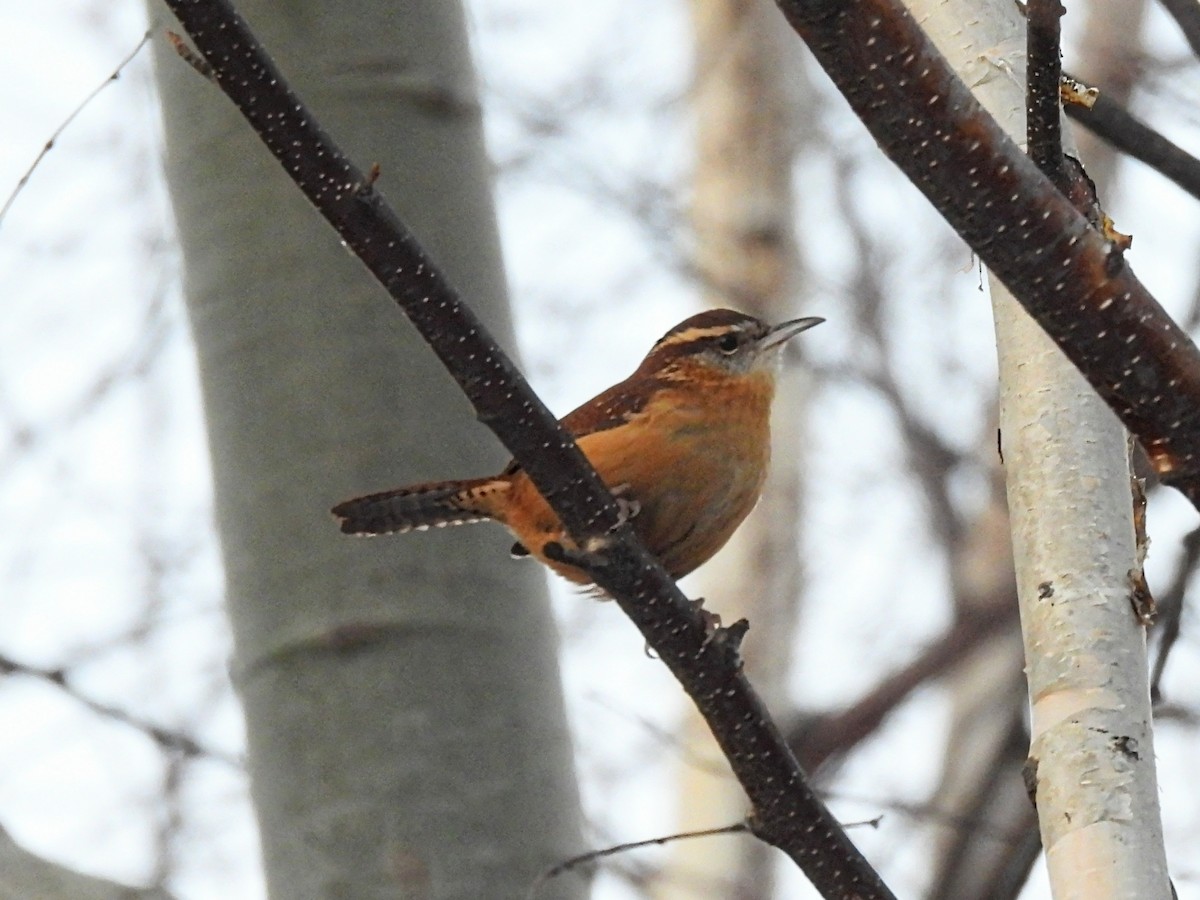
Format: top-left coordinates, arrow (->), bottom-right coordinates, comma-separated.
0,651 -> 240,767
0,31 -> 151,232
529,814 -> 884,898
527,823 -> 749,898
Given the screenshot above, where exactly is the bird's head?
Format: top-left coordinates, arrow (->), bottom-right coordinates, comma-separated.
640,308 -> 824,381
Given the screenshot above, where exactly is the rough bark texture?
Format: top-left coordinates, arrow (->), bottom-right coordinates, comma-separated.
776,0 -> 1200,510
149,2 -> 586,897
995,301 -> 1170,899
910,0 -> 1171,895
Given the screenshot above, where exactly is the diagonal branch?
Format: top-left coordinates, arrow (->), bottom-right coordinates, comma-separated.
0,651 -> 238,766
776,0 -> 1200,513
1064,85 -> 1200,203
157,1 -> 894,896
1158,0 -> 1200,61
789,602 -> 1014,772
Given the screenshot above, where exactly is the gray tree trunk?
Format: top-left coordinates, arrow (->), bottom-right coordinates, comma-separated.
149,2 -> 586,897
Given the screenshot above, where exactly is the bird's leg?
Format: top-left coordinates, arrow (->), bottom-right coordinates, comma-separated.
544,540 -> 610,571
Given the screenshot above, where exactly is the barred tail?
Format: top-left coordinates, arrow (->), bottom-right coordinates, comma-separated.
331,477 -> 508,535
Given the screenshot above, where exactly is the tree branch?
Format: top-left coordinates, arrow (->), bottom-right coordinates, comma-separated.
1158,0 -> 1200,61
156,1 -> 894,896
0,651 -> 237,766
789,595 -> 1013,773
1064,84 -> 1200,203
776,0 -> 1200,513
1026,0 -> 1065,184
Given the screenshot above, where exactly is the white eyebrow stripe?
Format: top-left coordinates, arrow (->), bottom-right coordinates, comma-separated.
656,324 -> 743,348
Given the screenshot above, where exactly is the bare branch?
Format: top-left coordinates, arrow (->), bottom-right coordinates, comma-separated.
0,652 -> 238,767
1157,0 -> 1200,61
789,603 -> 1013,772
775,0 -> 1200,511
926,713 -> 1040,900
0,31 -> 151,232
827,154 -> 966,546
528,823 -> 749,898
1026,0 -> 1066,184
1064,83 -> 1200,203
156,3 -> 894,895
1150,523 -> 1200,697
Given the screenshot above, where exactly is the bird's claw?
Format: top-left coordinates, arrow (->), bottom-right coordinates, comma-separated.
689,596 -> 724,643
609,483 -> 641,529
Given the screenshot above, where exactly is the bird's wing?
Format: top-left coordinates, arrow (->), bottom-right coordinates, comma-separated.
499,374 -> 660,476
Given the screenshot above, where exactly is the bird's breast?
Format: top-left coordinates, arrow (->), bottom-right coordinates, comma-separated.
573,375 -> 775,577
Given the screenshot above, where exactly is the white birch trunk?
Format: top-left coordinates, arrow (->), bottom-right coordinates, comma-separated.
907,0 -> 1171,895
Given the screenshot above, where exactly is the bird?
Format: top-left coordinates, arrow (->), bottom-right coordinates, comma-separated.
332,308 -> 823,586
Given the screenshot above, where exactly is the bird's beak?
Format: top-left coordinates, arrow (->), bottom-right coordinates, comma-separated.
759,316 -> 824,352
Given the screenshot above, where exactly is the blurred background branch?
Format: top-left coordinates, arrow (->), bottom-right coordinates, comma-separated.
3,0 -> 1200,897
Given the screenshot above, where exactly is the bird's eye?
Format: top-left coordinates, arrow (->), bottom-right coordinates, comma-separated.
718,333 -> 740,354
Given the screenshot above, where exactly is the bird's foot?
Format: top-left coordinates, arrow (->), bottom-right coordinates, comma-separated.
609,483 -> 641,529
689,596 -> 724,642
